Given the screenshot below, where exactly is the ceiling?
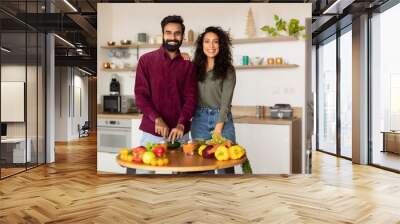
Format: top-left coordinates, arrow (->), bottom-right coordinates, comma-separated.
0,0 -> 392,75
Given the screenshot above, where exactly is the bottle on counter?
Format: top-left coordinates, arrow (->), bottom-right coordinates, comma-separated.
255,105 -> 264,119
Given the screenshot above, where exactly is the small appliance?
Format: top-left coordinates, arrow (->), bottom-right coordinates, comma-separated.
109,74 -> 120,95
270,104 -> 293,119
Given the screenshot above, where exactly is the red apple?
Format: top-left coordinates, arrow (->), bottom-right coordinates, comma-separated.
133,146 -> 147,154
131,146 -> 146,163
152,146 -> 166,157
132,151 -> 143,163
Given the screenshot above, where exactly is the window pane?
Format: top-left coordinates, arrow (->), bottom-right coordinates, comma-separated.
318,37 -> 337,154
27,31 -> 38,169
371,4 -> 400,171
340,29 -> 352,158
38,33 -> 46,165
1,31 -> 28,177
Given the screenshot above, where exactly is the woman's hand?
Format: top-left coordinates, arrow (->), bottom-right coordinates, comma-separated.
181,52 -> 191,61
213,123 -> 224,136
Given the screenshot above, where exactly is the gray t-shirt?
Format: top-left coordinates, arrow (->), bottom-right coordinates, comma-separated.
197,69 -> 236,123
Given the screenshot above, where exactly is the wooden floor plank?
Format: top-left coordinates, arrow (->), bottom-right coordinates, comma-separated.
0,134 -> 399,223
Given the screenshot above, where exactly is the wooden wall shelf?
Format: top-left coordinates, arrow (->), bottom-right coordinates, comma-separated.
102,67 -> 136,72
232,36 -> 298,44
101,65 -> 298,72
100,36 -> 298,49
100,42 -> 193,49
101,44 -> 138,49
235,64 -> 299,69
138,42 -> 194,48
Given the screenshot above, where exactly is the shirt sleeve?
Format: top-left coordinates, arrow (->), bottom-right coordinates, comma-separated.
134,57 -> 160,122
177,64 -> 198,127
218,69 -> 236,123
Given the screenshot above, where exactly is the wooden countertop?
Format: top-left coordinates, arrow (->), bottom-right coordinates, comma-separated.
116,150 -> 247,172
97,112 -> 142,120
98,112 -> 299,125
233,116 -> 300,125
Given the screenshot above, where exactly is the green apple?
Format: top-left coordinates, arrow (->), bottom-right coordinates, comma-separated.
142,151 -> 156,165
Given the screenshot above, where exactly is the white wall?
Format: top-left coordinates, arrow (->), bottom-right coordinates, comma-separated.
72,73 -> 89,138
55,67 -> 89,141
97,3 -> 311,103
55,67 -> 69,141
97,3 -> 312,172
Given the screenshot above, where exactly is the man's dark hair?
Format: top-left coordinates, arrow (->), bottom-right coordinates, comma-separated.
161,15 -> 185,35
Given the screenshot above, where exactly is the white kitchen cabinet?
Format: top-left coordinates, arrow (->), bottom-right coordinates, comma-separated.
97,151 -> 127,174
97,116 -> 142,174
131,118 -> 142,147
235,122 -> 300,174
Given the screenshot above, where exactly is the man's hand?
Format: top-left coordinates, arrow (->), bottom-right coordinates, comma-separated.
168,124 -> 185,142
155,117 -> 169,138
181,52 -> 191,61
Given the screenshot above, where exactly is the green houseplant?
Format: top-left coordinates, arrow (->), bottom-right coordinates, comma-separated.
261,15 -> 307,39
241,159 -> 253,174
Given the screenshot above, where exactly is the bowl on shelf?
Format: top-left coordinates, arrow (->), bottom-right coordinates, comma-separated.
120,40 -> 132,45
103,62 -> 111,69
251,57 -> 263,65
107,41 -> 116,46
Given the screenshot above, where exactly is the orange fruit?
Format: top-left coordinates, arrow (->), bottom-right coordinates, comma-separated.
150,160 -> 157,166
127,155 -> 133,162
119,148 -> 129,156
157,159 -> 164,166
163,158 -> 169,165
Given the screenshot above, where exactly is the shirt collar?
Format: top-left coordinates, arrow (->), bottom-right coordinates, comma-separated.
159,46 -> 183,61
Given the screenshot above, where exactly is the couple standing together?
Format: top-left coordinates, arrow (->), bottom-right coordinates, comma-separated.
135,15 -> 236,150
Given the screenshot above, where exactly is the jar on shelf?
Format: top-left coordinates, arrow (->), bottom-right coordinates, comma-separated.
275,57 -> 283,65
266,58 -> 275,65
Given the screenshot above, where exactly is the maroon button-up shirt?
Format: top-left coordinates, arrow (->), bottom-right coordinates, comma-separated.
134,46 -> 197,137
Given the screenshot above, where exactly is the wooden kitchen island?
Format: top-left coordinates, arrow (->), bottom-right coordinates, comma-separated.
116,150 -> 247,173
98,107 -> 302,174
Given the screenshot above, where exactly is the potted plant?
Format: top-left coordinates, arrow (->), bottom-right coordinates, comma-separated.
241,159 -> 253,174
261,15 -> 307,39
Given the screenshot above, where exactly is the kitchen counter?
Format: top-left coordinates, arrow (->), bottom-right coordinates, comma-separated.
97,112 -> 142,120
233,116 -> 300,125
98,112 -> 299,126
97,112 -> 302,174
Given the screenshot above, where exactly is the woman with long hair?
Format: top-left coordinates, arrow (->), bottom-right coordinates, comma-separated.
191,26 -> 236,145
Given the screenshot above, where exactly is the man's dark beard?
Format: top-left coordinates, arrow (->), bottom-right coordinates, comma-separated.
162,39 -> 182,52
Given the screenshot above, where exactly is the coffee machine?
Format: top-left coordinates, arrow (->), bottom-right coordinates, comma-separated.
109,74 -> 120,95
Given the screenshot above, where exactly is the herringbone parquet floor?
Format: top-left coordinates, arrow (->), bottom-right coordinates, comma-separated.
0,134 -> 400,224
